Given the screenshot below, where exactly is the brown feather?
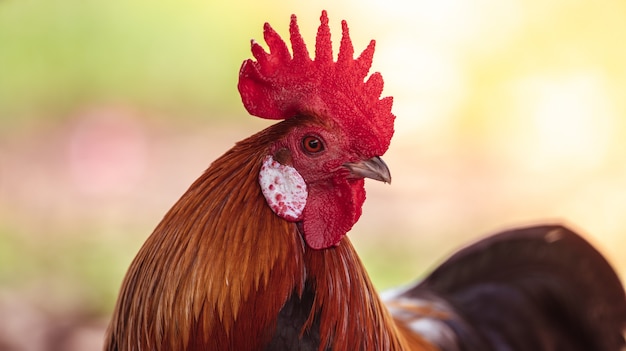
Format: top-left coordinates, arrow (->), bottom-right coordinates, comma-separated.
105,122 -> 308,350
303,238 -> 438,351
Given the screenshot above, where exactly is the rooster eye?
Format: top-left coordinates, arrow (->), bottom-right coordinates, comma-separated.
302,135 -> 324,154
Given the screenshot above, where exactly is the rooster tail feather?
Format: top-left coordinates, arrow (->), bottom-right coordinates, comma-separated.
389,224 -> 626,351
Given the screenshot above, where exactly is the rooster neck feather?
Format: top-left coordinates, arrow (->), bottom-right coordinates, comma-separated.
106,126 -> 307,350
297,239 -> 435,351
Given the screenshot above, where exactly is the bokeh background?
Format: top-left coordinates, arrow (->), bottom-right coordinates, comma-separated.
1,0 -> 625,349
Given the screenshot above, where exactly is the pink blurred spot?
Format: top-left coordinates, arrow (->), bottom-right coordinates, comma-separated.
67,106 -> 147,196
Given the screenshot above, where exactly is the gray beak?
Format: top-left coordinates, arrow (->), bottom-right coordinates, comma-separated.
343,156 -> 391,184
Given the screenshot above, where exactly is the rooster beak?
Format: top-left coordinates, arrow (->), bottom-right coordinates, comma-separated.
344,156 -> 391,184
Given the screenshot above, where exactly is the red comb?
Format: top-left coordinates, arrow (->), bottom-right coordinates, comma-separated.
238,11 -> 395,155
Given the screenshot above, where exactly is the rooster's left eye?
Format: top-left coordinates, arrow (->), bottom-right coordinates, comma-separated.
302,135 -> 324,154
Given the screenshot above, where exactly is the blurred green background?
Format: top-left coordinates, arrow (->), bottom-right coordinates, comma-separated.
1,0 -> 626,349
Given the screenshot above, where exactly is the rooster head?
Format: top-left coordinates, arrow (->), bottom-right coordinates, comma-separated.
238,11 -> 395,249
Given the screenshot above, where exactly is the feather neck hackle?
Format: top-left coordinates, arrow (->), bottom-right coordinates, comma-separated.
238,10 -> 395,156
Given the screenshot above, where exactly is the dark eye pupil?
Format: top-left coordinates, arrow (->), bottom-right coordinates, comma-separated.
303,136 -> 323,153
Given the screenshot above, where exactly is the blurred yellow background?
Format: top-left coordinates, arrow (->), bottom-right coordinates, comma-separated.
1,0 -> 625,349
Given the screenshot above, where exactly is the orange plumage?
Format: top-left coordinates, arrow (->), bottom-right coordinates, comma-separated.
105,11 -> 626,351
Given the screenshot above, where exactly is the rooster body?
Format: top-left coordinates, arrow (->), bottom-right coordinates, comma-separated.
105,12 -> 626,351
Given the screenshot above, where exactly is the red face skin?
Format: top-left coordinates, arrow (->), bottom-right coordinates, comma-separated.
263,117 -> 374,249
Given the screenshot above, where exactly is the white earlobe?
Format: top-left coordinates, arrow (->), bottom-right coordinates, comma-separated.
258,155 -> 308,221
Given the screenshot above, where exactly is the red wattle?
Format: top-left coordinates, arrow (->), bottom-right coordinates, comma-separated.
301,178 -> 366,249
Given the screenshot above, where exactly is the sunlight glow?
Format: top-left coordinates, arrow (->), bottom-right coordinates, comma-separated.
513,72 -> 616,169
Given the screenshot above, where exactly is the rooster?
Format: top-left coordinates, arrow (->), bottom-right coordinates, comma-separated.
104,11 -> 626,351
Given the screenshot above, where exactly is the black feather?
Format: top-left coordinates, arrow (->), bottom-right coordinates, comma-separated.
265,282 -> 326,351
396,224 -> 626,351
